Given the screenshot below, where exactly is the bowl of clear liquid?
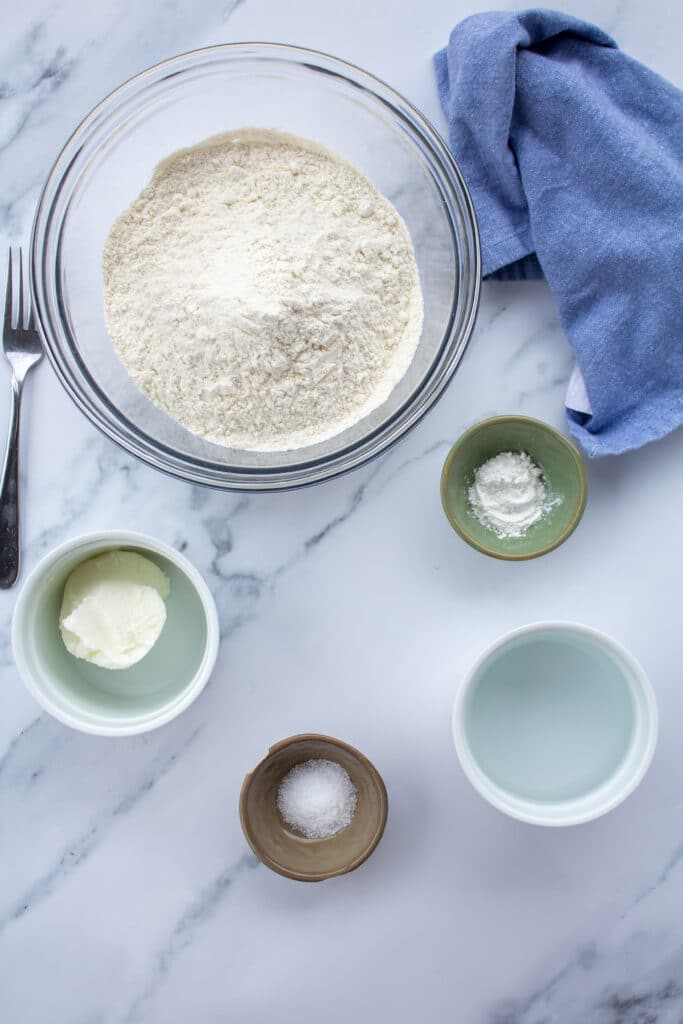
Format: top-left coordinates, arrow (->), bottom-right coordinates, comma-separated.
453,622 -> 658,826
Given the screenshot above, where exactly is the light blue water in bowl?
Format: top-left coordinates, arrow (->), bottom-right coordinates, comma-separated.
464,629 -> 637,803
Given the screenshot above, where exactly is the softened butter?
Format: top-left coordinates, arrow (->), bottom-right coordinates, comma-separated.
59,550 -> 170,670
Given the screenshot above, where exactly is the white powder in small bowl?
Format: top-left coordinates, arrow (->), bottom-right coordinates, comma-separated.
468,450 -> 560,538
277,758 -> 357,840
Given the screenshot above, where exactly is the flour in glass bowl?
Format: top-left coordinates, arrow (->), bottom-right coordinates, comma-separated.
103,129 -> 424,452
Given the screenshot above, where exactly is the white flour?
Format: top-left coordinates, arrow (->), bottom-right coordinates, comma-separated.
468,451 -> 559,538
103,129 -> 423,451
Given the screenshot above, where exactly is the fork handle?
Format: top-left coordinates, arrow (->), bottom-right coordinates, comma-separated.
0,375 -> 22,589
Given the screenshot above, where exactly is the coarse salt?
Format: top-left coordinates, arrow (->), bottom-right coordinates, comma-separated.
277,758 -> 357,839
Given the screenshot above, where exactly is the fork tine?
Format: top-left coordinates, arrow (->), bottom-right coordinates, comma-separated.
18,247 -> 25,330
21,247 -> 32,331
4,248 -> 13,332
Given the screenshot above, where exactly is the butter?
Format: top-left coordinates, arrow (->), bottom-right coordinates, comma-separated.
59,550 -> 170,670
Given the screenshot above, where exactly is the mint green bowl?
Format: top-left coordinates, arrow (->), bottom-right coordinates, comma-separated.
12,531 -> 219,736
441,415 -> 588,560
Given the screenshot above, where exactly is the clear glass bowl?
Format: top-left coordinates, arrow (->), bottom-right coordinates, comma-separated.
32,44 -> 480,490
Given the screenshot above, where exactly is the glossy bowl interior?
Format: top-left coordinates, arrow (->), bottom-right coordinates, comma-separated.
441,415 -> 588,560
12,531 -> 219,736
240,734 -> 388,880
453,623 -> 658,826
32,43 -> 480,490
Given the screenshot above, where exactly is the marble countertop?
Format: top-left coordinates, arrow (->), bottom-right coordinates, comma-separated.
2,1 -> 682,1021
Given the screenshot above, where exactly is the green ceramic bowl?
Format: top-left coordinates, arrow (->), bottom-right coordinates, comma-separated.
12,531 -> 219,736
441,415 -> 588,560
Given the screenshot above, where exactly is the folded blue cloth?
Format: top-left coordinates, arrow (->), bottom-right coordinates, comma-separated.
435,10 -> 683,456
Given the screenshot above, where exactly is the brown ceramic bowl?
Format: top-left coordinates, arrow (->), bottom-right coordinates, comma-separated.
239,734 -> 388,881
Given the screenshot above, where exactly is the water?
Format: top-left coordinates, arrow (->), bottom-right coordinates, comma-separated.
464,630 -> 636,802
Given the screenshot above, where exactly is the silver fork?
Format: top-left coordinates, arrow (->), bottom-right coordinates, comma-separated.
0,248 -> 43,588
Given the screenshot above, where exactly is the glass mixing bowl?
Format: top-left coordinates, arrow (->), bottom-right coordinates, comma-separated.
32,44 -> 480,490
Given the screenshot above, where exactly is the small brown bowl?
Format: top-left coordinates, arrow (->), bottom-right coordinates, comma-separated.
239,734 -> 388,881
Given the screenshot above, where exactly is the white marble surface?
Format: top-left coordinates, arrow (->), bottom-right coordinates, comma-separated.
1,1 -> 683,1021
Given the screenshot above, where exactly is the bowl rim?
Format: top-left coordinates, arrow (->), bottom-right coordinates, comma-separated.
11,530 -> 220,737
452,621 -> 659,826
239,732 -> 389,881
440,414 -> 589,561
31,41 -> 481,492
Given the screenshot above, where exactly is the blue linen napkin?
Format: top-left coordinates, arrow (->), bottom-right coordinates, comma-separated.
434,10 -> 683,456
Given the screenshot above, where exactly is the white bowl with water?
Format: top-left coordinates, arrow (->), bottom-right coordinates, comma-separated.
453,622 -> 658,826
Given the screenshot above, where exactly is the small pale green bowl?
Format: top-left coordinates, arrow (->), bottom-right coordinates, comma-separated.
441,415 -> 588,560
12,531 -> 219,736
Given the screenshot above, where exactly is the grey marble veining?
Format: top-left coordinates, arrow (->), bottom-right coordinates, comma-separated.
124,851 -> 260,1024
1,0 -> 682,1021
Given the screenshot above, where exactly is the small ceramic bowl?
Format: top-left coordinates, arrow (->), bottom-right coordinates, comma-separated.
441,415 -> 588,560
12,531 -> 219,736
453,622 -> 658,826
240,734 -> 388,881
